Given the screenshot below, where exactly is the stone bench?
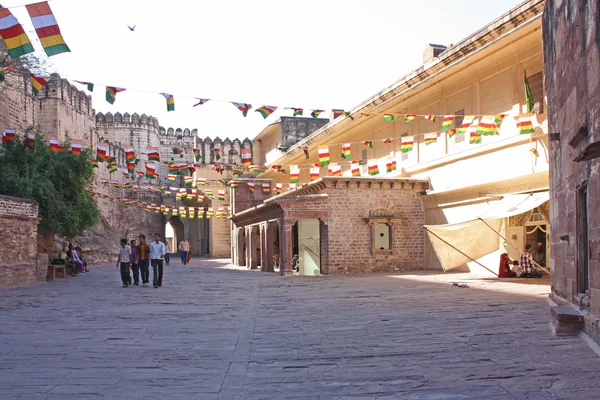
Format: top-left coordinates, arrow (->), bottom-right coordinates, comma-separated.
47,264 -> 68,280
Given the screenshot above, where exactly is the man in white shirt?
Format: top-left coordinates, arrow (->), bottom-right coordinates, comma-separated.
179,238 -> 190,265
150,233 -> 166,288
116,238 -> 132,288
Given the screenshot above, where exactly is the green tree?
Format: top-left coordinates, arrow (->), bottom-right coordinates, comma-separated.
0,133 -> 99,238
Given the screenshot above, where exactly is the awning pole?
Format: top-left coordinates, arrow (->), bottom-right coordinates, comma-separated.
423,227 -> 499,277
477,218 -> 550,274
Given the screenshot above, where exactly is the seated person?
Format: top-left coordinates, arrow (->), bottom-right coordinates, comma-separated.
520,244 -> 542,278
75,245 -> 89,272
498,253 -> 517,278
66,243 -> 81,276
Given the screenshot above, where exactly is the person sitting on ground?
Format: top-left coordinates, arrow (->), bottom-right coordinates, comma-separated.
520,244 -> 542,278
498,253 -> 517,278
533,241 -> 546,268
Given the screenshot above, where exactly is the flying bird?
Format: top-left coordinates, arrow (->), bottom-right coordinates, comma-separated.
127,25 -> 136,31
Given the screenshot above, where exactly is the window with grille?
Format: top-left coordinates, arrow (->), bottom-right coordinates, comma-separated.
528,72 -> 544,114
454,109 -> 465,143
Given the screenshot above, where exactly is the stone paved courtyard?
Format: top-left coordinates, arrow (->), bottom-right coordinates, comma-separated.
1,259 -> 600,399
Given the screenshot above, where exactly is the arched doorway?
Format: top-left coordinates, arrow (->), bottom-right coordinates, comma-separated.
166,217 -> 185,255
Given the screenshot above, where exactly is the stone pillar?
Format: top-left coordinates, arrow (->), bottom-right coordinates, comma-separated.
259,223 -> 267,272
262,222 -> 274,272
281,221 -> 294,276
246,226 -> 257,269
237,228 -> 246,267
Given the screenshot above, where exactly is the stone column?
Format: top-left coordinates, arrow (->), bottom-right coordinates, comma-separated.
263,222 -> 273,272
281,221 -> 294,276
237,228 -> 246,267
247,226 -> 257,270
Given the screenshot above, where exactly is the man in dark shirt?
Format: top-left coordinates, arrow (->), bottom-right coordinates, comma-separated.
137,235 -> 151,287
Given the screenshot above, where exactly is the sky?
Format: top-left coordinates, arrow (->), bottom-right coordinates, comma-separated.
4,0 -> 525,140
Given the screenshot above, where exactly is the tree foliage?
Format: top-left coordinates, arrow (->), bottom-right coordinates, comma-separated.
0,133 -> 99,238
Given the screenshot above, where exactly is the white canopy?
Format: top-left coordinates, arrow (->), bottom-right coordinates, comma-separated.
424,192 -> 549,272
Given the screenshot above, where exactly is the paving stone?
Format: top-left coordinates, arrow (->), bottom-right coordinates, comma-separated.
0,260 -> 600,399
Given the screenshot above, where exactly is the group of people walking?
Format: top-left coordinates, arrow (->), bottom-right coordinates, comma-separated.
116,235 -> 191,288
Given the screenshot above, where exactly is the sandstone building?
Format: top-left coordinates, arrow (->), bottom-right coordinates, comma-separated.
543,0 -> 600,342
230,0 -> 551,276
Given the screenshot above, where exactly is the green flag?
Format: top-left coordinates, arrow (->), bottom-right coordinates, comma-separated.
524,70 -> 534,113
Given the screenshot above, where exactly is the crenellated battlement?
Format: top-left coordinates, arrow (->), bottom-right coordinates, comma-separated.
95,112 -> 160,127
37,75 -> 93,117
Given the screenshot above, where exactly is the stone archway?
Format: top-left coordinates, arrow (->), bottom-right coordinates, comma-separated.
166,216 -> 185,255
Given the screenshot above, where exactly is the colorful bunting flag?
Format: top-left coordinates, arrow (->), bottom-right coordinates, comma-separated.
106,86 -> 126,104
197,177 -> 206,186
230,180 -> 239,189
255,105 -> 277,119
193,98 -> 209,107
0,8 -> 34,58
328,164 -> 342,177
318,146 -> 330,167
91,159 -> 98,168
71,139 -> 82,158
341,143 -> 351,159
48,136 -> 60,153
75,81 -> 94,92
217,190 -> 226,201
457,116 -> 475,135
161,93 -> 175,111
232,102 -> 252,117
172,147 -> 183,155
31,74 -> 50,96
363,140 -> 373,148
261,183 -> 271,194
145,163 -> 158,179
184,176 -> 194,184
516,115 -> 535,135
291,108 -> 303,116
470,131 -> 482,144
303,146 -> 309,159
494,114 -> 508,125
382,138 -> 394,144
27,131 -> 35,147
275,183 -> 283,194
400,136 -> 414,153
351,162 -> 361,177
272,165 -> 286,173
146,147 -> 160,162
404,114 -> 416,123
424,132 -> 437,145
368,160 -> 379,176
447,128 -> 457,138
2,129 -> 15,145
425,115 -> 436,122
25,2 -> 70,56
189,207 -> 196,219
442,116 -> 454,131
278,145 -> 289,153
0,66 -> 4,83
193,148 -> 201,162
124,147 -> 135,164
205,189 -> 213,198
179,188 -> 188,198
215,148 -> 221,161
311,109 -> 324,119
476,116 -> 501,136
289,183 -> 296,190
241,148 -> 252,167
310,167 -> 320,181
290,165 -> 299,183
383,114 -> 397,122
248,183 -> 255,193
248,165 -> 260,174
332,109 -> 346,119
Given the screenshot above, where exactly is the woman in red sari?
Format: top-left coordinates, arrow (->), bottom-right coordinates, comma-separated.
499,253 -> 517,278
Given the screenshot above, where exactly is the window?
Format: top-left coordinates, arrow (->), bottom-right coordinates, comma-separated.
374,223 -> 391,250
528,72 -> 544,114
366,211 -> 402,254
454,109 -> 465,143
